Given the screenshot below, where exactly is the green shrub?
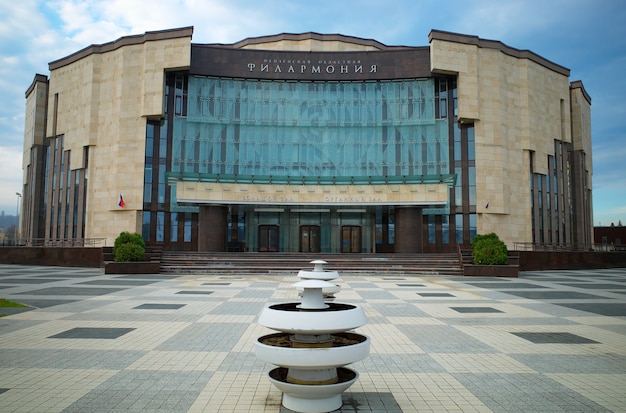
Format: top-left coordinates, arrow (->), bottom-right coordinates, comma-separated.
113,231 -> 145,262
114,231 -> 145,250
471,232 -> 508,265
114,243 -> 146,262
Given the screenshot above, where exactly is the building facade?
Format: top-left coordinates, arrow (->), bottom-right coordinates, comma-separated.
21,27 -> 593,253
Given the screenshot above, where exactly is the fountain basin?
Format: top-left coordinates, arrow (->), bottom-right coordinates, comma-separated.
258,303 -> 367,334
268,367 -> 358,413
255,332 -> 370,369
298,269 -> 339,280
296,283 -> 341,297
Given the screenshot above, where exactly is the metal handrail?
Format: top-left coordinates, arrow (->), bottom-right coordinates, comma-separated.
513,242 -> 600,252
0,238 -> 107,247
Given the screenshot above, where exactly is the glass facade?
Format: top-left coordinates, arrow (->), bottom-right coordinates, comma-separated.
529,140 -> 574,248
173,77 -> 449,178
144,73 -> 477,252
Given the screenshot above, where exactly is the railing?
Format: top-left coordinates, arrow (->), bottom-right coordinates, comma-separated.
591,243 -> 626,252
456,243 -> 465,267
167,172 -> 457,186
0,238 -> 107,247
514,242 -> 600,252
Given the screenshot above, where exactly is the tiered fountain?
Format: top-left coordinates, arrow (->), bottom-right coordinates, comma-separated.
255,260 -> 370,413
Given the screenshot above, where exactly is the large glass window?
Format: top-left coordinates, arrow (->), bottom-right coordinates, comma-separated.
172,77 -> 448,179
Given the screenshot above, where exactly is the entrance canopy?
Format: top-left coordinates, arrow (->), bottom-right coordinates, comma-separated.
169,172 -> 454,207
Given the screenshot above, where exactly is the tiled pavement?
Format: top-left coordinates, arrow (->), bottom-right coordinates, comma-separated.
1,264 -> 625,413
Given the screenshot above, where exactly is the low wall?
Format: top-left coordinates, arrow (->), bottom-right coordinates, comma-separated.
104,261 -> 161,274
463,264 -> 519,277
0,247 -> 102,268
519,251 -> 626,271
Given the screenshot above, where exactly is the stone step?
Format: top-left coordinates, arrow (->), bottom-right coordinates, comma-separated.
159,252 -> 463,276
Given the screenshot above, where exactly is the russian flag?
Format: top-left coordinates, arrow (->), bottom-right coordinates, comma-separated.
118,194 -> 125,208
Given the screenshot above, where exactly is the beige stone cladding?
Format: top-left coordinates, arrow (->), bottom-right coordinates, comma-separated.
570,81 -> 593,242
23,75 -> 48,182
570,82 -> 592,183
430,32 -> 573,248
46,29 -> 192,244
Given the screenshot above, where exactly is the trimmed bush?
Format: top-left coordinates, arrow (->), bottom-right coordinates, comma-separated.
471,233 -> 508,265
114,231 -> 145,250
113,231 -> 145,262
114,243 -> 146,262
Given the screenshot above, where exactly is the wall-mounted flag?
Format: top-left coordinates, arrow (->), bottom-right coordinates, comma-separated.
118,194 -> 125,208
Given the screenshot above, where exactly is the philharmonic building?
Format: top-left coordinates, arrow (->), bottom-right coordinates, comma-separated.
21,27 -> 593,253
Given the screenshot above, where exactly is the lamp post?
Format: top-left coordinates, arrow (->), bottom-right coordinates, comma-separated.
15,192 -> 21,246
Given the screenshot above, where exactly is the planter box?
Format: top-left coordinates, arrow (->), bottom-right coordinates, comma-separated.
463,264 -> 519,278
104,261 -> 161,274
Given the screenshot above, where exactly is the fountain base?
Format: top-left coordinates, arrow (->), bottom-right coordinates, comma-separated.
268,367 -> 357,413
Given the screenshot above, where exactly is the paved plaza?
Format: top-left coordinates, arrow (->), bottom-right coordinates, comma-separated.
0,263 -> 625,412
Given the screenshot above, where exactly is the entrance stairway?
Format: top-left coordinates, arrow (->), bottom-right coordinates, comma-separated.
159,252 -> 463,276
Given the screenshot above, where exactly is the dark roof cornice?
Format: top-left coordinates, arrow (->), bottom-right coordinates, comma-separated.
49,26 -> 194,71
25,73 -> 48,97
570,80 -> 592,104
428,29 -> 570,77
204,32 -> 412,50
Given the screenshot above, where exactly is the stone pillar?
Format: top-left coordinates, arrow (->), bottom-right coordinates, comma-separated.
198,205 -> 228,252
394,207 -> 423,253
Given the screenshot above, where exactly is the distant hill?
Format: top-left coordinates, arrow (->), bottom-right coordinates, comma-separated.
0,214 -> 18,231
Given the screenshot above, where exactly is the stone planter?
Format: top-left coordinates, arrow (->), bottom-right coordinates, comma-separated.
104,261 -> 160,274
463,264 -> 519,278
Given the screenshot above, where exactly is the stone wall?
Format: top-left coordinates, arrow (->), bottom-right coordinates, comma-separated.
46,28 -> 192,246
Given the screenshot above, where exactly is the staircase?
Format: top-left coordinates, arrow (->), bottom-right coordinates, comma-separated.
159,252 -> 463,276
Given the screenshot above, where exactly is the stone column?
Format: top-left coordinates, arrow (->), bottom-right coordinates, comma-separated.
394,207 -> 423,253
198,205 -> 228,252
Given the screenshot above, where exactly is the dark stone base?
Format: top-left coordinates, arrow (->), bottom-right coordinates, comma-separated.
104,261 -> 161,274
463,264 -> 519,278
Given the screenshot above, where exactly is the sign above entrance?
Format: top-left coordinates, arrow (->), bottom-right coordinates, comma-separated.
190,45 -> 432,81
175,181 -> 448,206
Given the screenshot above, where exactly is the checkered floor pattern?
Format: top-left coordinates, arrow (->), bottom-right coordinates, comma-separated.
1,264 -> 625,412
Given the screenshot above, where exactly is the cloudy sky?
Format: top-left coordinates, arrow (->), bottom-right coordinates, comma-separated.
1,0 -> 625,226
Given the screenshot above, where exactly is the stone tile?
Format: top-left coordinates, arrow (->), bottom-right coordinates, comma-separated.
555,303 -> 626,316
133,303 -> 186,310
501,290 -> 610,300
48,327 -> 136,339
0,264 -> 624,413
450,306 -> 504,313
511,332 -> 599,344
17,287 -> 126,296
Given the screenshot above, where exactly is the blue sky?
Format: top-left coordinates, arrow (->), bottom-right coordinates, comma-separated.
1,0 -> 624,226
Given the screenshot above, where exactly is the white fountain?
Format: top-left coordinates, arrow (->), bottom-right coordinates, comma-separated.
255,260 -> 370,413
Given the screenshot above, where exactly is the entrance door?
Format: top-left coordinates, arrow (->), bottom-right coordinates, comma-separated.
258,225 -> 279,252
341,226 -> 361,253
300,225 -> 321,253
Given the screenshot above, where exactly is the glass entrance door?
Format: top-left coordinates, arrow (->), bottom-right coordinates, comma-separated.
258,225 -> 279,252
341,226 -> 361,253
300,225 -> 321,253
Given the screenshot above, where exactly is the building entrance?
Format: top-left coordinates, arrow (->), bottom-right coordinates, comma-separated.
233,205 -> 404,253
258,225 -> 279,252
341,226 -> 362,253
300,225 -> 321,253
